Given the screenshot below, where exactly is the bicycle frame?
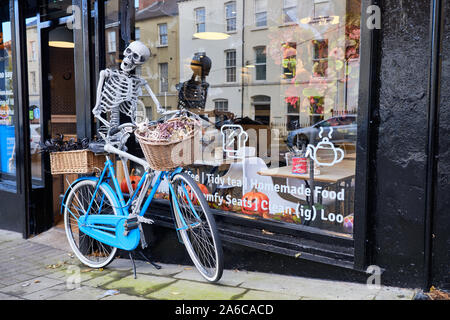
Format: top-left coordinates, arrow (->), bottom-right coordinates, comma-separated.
63,142 -> 201,251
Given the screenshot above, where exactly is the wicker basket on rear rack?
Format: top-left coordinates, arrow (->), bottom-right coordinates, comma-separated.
135,117 -> 200,171
50,149 -> 105,175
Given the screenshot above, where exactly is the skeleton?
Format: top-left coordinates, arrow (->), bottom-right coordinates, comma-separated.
176,52 -> 211,110
93,41 -> 164,140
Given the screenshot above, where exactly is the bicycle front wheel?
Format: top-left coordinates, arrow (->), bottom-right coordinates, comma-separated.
64,179 -> 118,268
170,172 -> 223,282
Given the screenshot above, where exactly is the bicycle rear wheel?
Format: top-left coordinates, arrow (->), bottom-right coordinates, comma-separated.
170,172 -> 223,282
64,179 -> 118,268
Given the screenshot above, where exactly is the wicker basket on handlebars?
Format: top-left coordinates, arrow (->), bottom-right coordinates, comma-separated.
50,149 -> 105,175
135,118 -> 200,171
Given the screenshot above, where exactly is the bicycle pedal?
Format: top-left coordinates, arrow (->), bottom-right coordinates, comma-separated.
123,217 -> 139,236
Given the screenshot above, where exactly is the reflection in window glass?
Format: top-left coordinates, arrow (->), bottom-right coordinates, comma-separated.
158,23 -> 168,46
215,99 -> 228,112
283,0 -> 297,24
0,7 -> 16,185
254,0 -> 267,27
225,50 -> 236,82
159,63 -> 169,93
225,2 -> 237,32
138,0 -> 362,237
255,47 -> 266,81
195,7 -> 206,33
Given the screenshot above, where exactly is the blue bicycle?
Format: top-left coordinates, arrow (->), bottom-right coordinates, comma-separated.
62,122 -> 224,282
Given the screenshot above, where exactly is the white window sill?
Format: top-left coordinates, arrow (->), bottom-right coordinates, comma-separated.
279,22 -> 298,28
156,44 -> 168,48
250,26 -> 268,32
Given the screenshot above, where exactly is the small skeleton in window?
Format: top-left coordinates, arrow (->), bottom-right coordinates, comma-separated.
93,41 -> 163,140
176,52 -> 211,110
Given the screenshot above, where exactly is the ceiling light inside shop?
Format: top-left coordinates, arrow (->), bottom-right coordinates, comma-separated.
49,41 -> 74,48
193,32 -> 230,40
48,26 -> 74,49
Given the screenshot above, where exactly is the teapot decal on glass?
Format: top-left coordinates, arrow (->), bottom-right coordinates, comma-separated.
305,127 -> 344,167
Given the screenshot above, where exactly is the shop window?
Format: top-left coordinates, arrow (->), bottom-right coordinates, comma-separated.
254,0 -> 267,27
159,63 -> 169,93
225,2 -> 237,32
225,50 -> 236,82
282,42 -> 296,79
195,7 -> 206,33
0,7 -> 16,185
107,31 -> 116,53
283,0 -> 297,24
255,46 -> 266,81
158,23 -> 168,46
215,99 -> 229,112
312,39 -> 328,78
137,0 -> 362,238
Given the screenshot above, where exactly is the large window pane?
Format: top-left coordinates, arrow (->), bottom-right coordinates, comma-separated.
137,0 -> 362,237
0,4 -> 16,185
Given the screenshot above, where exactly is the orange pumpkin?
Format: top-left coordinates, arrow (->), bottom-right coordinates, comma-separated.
184,183 -> 209,205
121,169 -> 141,194
241,188 -> 269,217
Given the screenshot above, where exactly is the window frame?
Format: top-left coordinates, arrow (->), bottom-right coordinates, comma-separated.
214,99 -> 229,112
282,0 -> 297,24
158,23 -> 168,46
159,62 -> 169,93
312,39 -> 329,78
107,30 -> 116,53
194,7 -> 206,33
225,49 -> 237,83
254,46 -> 267,81
225,1 -> 237,32
254,0 -> 267,27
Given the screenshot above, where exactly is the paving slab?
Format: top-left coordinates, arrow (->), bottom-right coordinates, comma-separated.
237,289 -> 300,300
102,274 -> 177,296
0,276 -> 64,297
80,270 -> 130,288
174,268 -> 253,287
22,283 -> 75,300
146,280 -> 246,300
47,285 -> 106,300
0,292 -> 23,300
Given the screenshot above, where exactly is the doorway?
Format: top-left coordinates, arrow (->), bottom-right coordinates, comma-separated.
46,25 -> 77,228
25,8 -> 78,233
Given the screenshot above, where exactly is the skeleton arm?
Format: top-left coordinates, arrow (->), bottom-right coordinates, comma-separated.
92,69 -> 112,128
141,79 -> 165,114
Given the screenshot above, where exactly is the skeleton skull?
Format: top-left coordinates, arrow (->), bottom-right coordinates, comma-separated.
121,41 -> 151,72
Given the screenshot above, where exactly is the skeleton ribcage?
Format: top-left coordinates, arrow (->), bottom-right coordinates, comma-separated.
177,80 -> 208,110
96,70 -> 142,128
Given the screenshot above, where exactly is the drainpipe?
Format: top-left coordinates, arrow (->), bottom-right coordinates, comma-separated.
424,0 -> 444,291
241,0 -> 245,117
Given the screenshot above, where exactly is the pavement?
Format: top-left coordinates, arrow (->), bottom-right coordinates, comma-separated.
0,228 -> 418,301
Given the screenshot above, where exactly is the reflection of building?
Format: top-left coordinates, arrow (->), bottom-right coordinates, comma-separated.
136,0 -> 180,120
26,19 -> 40,124
178,0 -> 360,139
178,0 -> 243,117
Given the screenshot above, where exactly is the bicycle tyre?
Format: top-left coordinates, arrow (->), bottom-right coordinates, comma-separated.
170,172 -> 223,282
64,179 -> 118,268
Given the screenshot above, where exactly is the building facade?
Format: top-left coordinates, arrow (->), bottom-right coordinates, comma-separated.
0,0 -> 448,290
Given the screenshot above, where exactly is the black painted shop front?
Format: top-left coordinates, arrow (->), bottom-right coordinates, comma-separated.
0,0 -> 448,290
